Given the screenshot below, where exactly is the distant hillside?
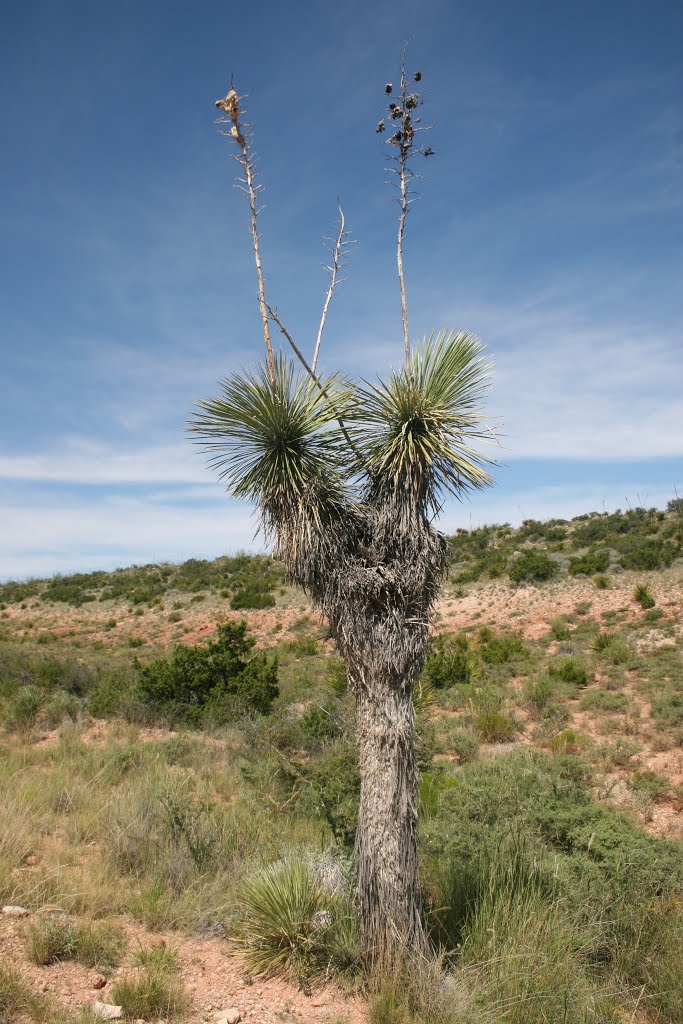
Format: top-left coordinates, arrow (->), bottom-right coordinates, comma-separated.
0,553 -> 284,611
447,499 -> 683,585
2,501 -> 682,612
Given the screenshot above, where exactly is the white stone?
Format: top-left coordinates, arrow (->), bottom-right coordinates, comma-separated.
215,1010 -> 243,1024
1,905 -> 30,916
92,1002 -> 124,1021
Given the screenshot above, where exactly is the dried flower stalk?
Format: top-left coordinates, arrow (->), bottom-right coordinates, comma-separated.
215,85 -> 275,386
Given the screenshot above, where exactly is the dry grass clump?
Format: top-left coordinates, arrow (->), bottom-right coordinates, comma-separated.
24,915 -> 125,969
111,965 -> 189,1021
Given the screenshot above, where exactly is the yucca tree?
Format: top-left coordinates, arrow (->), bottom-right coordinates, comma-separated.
191,60 -> 496,959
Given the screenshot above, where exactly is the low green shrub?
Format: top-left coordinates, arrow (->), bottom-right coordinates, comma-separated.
474,710 -> 515,742
628,770 -> 671,802
524,675 -> 554,712
651,691 -> 683,728
135,621 -> 278,724
0,579 -> 43,605
133,943 -> 180,973
3,684 -> 44,731
434,721 -> 479,762
580,689 -> 629,712
589,632 -> 631,664
548,729 -> 585,755
297,747 -> 360,846
286,635 -> 318,657
231,586 -> 276,610
423,748 -> 683,1005
477,626 -> 527,664
620,539 -> 678,571
0,964 -> 39,1022
548,617 -> 570,640
298,703 -> 341,744
325,657 -> 348,695
508,551 -> 559,584
423,633 -> 477,689
569,547 -> 610,576
549,656 -> 590,688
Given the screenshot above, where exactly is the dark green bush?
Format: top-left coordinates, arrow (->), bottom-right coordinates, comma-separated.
423,749 -> 683,993
0,579 -> 42,604
299,703 -> 341,744
651,691 -> 683,728
231,586 -> 276,610
135,622 -> 278,724
475,710 -> 515,742
508,551 -> 559,583
477,627 -> 527,664
298,747 -> 360,846
549,657 -> 590,688
422,633 -> 477,689
568,547 -> 610,576
619,539 -> 678,571
571,518 -> 610,547
41,570 -> 109,607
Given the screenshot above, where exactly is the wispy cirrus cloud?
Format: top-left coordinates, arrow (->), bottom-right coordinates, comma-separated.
0,493 -> 257,580
0,440 -> 208,485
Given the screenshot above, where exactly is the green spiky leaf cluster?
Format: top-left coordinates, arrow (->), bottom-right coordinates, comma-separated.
189,329 -> 495,525
191,353 -> 351,508
234,860 -> 359,981
352,330 -> 495,511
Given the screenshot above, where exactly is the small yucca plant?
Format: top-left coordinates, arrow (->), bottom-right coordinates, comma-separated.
589,631 -> 631,665
634,583 -> 656,609
234,859 -> 359,982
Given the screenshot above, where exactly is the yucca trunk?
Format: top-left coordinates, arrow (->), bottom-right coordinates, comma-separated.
351,660 -> 424,958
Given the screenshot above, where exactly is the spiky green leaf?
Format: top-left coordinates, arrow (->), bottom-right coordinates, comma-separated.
352,329 -> 496,510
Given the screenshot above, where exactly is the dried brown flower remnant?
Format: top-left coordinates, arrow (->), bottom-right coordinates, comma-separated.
215,87 -> 240,122
376,120 -> 385,134
385,83 -> 393,93
414,71 -> 422,81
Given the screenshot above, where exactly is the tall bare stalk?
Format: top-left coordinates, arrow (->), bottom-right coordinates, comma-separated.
377,48 -> 434,364
215,87 -> 275,387
312,203 -> 350,374
396,50 -> 411,361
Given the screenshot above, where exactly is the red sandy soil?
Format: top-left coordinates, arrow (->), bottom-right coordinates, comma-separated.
1,912 -> 365,1023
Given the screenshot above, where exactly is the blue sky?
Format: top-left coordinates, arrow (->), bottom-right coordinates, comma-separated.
1,0 -> 681,580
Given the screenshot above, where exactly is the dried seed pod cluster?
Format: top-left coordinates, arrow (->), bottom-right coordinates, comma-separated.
376,66 -> 431,158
